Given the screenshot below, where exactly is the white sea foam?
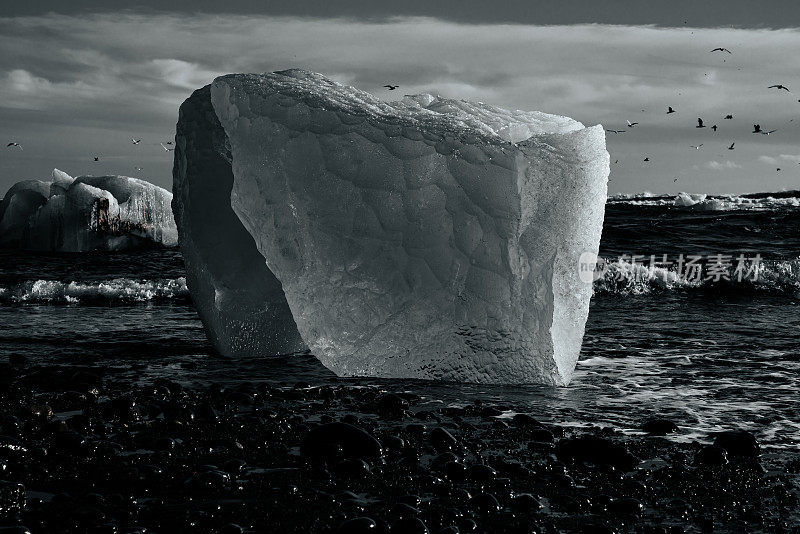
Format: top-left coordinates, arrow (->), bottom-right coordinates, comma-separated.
0,277 -> 188,303
594,257 -> 800,297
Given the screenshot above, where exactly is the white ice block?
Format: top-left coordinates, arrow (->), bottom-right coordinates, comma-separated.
176,69 -> 609,385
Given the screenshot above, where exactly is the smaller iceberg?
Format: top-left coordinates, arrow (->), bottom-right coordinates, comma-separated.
0,169 -> 177,252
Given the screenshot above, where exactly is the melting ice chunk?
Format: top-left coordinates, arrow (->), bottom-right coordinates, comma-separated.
174,69 -> 609,385
0,169 -> 177,251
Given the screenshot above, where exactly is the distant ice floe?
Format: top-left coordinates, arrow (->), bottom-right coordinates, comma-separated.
608,190 -> 800,211
0,169 -> 177,252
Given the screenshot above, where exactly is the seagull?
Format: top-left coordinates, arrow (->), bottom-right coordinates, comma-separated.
710,47 -> 732,54
160,143 -> 174,152
696,118 -> 706,128
768,84 -> 790,92
93,156 -> 100,161
728,142 -> 735,150
606,129 -> 626,134
6,142 -> 22,150
712,125 -> 718,131
724,114 -> 733,119
627,120 -> 638,128
131,138 -> 142,145
752,124 -> 762,133
667,106 -> 676,114
690,144 -> 703,150
643,157 -> 650,162
383,85 -> 399,90
762,129 -> 778,135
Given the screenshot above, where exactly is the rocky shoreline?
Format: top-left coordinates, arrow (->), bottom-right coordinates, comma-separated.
0,357 -> 797,533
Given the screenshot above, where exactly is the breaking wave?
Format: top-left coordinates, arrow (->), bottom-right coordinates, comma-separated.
608,190 -> 800,211
593,257 -> 800,298
0,277 -> 189,304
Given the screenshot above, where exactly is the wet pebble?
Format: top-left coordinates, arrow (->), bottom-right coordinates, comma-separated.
468,493 -> 500,514
337,516 -> 378,533
696,445 -> 729,466
302,422 -> 382,459
429,428 -> 457,452
556,436 -> 639,471
713,430 -> 760,458
391,517 -> 429,534
642,419 -> 679,436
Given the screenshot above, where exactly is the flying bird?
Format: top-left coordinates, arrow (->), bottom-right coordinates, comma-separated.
696,118 -> 706,128
752,124 -> 762,133
667,107 -> 676,114
710,47 -> 732,54
6,142 -> 22,150
131,138 -> 142,145
627,120 -> 638,127
160,143 -> 174,152
712,125 -> 718,131
606,129 -> 626,134
724,114 -> 733,119
768,84 -> 790,92
728,142 -> 735,150
643,157 -> 650,162
93,157 -> 100,161
134,166 -> 144,171
690,144 -> 703,150
383,85 -> 399,90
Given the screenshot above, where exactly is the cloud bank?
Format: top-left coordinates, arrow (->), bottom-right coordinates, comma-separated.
1,13 -> 799,194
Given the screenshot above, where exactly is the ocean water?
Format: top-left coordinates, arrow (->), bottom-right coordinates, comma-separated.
1,192 -> 799,455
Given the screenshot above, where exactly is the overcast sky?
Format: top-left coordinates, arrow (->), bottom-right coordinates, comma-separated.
1,2 -> 800,195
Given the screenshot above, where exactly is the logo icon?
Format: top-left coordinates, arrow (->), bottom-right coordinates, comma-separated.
578,251 -> 606,284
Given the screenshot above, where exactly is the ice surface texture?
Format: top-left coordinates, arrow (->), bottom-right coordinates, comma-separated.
0,170 -> 177,252
175,69 -> 609,385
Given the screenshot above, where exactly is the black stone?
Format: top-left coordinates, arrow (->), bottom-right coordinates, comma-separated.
302,422 -> 382,459
0,481 -> 25,517
712,430 -> 760,458
696,445 -> 729,466
337,517 -> 378,533
468,493 -> 500,514
642,419 -> 679,436
555,436 -> 639,470
429,428 -> 457,452
391,517 -> 429,534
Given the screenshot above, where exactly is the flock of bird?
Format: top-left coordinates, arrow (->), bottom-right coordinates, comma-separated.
5,137 -> 174,172
4,51 -> 796,178
605,48 -> 796,174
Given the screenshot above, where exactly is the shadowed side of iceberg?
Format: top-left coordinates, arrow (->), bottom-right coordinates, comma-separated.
172,85 -> 306,358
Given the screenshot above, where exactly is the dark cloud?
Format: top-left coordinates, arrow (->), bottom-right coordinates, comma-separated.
1,13 -> 799,196
5,0 -> 800,29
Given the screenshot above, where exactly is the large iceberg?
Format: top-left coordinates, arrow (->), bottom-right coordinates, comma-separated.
0,169 -> 177,251
174,69 -> 609,385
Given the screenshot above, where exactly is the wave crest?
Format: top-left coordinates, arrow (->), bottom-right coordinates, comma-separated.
594,258 -> 800,298
0,277 -> 189,303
